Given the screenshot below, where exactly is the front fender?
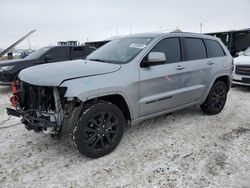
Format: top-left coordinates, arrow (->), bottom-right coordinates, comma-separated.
60,75 -> 139,120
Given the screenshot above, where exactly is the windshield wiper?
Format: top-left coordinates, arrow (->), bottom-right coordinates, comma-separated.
88,58 -> 107,62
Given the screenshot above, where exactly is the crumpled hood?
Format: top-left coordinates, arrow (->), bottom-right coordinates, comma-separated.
18,59 -> 121,86
234,55 -> 250,65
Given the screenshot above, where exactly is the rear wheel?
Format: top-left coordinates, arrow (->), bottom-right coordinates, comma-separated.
200,81 -> 227,115
72,100 -> 125,158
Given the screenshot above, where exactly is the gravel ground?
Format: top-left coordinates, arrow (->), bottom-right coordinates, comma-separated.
0,86 -> 249,188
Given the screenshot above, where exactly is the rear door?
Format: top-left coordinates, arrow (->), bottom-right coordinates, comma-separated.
180,37 -> 213,103
204,38 -> 228,74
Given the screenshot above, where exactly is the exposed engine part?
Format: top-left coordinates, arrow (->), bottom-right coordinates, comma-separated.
15,81 -> 67,135
52,87 -> 64,133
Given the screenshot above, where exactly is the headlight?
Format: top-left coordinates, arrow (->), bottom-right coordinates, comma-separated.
0,65 -> 15,72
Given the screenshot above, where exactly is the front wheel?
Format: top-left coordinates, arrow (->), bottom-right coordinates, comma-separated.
72,100 -> 125,158
200,81 -> 227,115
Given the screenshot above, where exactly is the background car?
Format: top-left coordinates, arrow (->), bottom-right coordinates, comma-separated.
0,45 -> 96,85
233,46 -> 250,86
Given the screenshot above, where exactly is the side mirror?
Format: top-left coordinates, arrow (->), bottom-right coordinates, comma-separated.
44,54 -> 52,62
141,52 -> 166,67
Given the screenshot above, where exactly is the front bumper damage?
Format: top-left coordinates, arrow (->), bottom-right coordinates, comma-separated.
7,107 -> 58,132
7,81 -> 65,135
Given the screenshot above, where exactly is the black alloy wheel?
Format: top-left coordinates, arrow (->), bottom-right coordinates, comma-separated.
84,112 -> 119,152
201,81 -> 227,115
211,84 -> 227,111
72,100 -> 125,158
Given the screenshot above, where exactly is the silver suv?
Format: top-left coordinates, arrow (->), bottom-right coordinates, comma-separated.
8,32 -> 233,158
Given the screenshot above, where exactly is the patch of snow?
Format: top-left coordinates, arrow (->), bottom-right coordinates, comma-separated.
0,86 -> 249,187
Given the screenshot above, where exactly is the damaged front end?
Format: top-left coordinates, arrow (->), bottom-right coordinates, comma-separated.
7,81 -> 67,135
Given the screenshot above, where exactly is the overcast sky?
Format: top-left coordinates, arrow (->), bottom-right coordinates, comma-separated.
1,0 -> 250,49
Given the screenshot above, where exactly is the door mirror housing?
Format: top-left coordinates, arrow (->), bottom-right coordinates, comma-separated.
44,54 -> 52,62
141,52 -> 166,67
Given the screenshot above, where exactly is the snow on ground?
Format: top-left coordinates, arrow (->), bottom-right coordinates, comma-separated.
0,86 -> 249,188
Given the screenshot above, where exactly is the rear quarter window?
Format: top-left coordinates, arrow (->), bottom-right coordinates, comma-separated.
183,38 -> 207,61
205,39 -> 225,58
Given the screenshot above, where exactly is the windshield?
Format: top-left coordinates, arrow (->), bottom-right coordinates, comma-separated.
86,37 -> 154,64
25,47 -> 51,60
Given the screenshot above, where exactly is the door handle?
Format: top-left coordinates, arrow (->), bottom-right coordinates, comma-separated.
175,65 -> 185,70
207,61 -> 214,65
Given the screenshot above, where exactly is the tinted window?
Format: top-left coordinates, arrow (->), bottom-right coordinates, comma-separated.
205,39 -> 225,57
46,47 -> 68,60
71,47 -> 88,59
151,38 -> 181,63
184,38 -> 207,60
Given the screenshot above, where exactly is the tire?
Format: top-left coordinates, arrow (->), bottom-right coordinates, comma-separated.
72,100 -> 125,158
200,81 -> 227,115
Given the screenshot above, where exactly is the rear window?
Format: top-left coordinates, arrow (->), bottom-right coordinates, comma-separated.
205,39 -> 225,57
184,38 -> 207,61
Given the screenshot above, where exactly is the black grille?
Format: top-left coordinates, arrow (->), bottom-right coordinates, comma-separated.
18,81 -> 55,112
235,65 -> 250,76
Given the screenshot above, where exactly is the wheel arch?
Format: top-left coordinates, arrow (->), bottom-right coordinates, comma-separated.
79,93 -> 133,121
213,75 -> 231,92
202,74 -> 231,103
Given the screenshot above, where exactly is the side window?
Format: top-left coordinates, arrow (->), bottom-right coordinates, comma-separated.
205,39 -> 225,57
184,38 -> 207,61
71,47 -> 88,59
151,37 -> 181,63
47,47 -> 68,60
